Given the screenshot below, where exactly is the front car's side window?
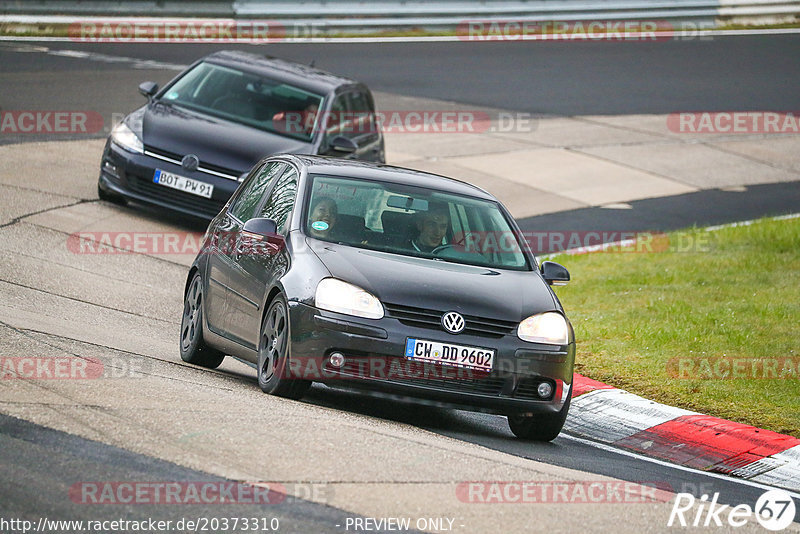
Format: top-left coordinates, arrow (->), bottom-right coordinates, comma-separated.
260,166 -> 299,234
229,161 -> 286,221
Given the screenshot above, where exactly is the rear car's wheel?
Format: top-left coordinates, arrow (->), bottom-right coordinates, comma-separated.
508,394 -> 571,442
97,184 -> 127,205
180,273 -> 225,369
257,294 -> 311,399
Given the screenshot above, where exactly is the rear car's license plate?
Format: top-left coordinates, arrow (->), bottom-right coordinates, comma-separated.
153,169 -> 213,198
405,338 -> 495,372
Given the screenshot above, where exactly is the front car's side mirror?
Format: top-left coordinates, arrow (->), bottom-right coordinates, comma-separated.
541,261 -> 570,286
239,218 -> 284,256
138,81 -> 159,100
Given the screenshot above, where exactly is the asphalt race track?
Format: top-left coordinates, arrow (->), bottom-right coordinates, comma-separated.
0,36 -> 798,532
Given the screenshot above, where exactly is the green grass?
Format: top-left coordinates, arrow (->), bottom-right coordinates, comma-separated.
551,216 -> 800,436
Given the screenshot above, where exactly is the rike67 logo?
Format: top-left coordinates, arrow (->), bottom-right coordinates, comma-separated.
668,489 -> 796,530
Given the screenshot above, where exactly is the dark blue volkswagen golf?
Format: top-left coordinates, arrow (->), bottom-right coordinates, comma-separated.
98,51 -> 384,219
180,155 -> 575,441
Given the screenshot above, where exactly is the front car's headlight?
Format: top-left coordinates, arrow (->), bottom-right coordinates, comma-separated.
315,278 -> 384,319
111,122 -> 144,154
517,312 -> 569,345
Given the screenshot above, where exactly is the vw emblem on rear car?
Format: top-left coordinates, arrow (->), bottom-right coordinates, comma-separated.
181,154 -> 200,172
441,311 -> 465,334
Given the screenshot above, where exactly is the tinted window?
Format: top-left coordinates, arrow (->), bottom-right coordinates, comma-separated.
161,62 -> 324,141
325,94 -> 348,138
323,91 -> 377,141
260,166 -> 299,233
229,162 -> 285,222
347,91 -> 377,138
305,175 -> 530,271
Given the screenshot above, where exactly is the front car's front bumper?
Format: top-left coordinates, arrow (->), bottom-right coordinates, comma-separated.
288,302 -> 574,416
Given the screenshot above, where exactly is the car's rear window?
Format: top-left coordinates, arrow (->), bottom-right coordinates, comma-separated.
304,174 -> 532,271
160,62 -> 324,141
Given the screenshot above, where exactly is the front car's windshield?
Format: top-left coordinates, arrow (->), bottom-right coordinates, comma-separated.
160,61 -> 324,141
304,174 -> 532,271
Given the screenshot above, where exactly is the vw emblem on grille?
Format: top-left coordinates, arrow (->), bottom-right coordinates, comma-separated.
181,154 -> 200,172
441,311 -> 465,334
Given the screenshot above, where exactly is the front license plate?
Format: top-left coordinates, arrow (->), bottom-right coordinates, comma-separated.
405,338 -> 495,372
153,169 -> 213,199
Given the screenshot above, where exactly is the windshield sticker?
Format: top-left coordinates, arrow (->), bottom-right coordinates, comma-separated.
311,221 -> 329,231
165,91 -> 179,100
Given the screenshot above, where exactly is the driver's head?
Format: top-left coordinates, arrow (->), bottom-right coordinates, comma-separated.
416,202 -> 450,248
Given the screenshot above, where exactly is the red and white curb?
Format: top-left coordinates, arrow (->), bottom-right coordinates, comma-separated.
568,374 -> 800,492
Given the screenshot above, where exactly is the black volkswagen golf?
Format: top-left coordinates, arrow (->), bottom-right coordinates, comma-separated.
98,51 -> 384,219
180,155 -> 575,441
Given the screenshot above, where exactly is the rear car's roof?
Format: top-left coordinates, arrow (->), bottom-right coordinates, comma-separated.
204,50 -> 358,95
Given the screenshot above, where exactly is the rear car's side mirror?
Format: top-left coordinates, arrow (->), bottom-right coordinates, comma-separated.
138,81 -> 159,100
329,135 -> 358,153
541,261 -> 570,286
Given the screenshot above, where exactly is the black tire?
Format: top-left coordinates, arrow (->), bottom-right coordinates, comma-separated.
180,273 -> 225,369
257,294 -> 310,399
97,184 -> 127,206
508,394 -> 571,442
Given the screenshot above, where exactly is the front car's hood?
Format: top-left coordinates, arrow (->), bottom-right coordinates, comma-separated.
307,240 -> 557,321
138,103 -> 312,173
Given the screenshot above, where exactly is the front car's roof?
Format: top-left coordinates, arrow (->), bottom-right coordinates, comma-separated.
202,50 -> 357,95
285,155 -> 496,200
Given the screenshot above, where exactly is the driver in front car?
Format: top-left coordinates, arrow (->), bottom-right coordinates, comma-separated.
408,203 -> 450,253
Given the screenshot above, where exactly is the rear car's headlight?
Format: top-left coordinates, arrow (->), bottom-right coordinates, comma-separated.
111,122 -> 144,154
315,278 -> 384,319
517,312 -> 569,345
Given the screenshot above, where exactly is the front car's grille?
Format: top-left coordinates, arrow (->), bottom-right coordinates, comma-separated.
144,146 -> 241,180
384,302 -> 517,338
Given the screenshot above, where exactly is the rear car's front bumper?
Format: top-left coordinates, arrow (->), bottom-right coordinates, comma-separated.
288,302 -> 574,416
98,139 -> 241,220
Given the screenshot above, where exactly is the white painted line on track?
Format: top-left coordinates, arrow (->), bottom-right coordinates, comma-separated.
560,432 -> 800,499
704,212 -> 800,231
